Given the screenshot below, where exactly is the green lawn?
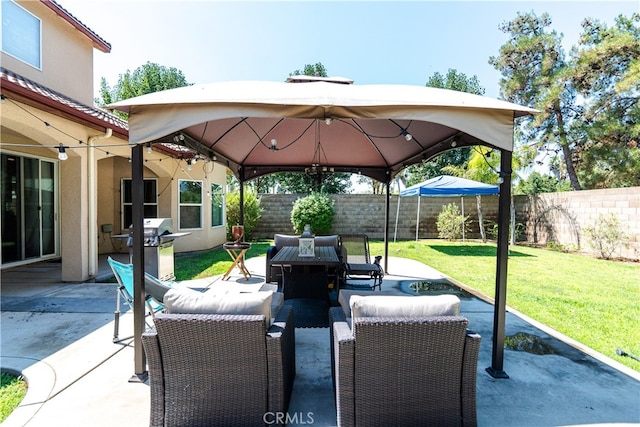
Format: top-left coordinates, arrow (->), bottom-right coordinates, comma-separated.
0,372 -> 27,423
173,239 -> 640,372
174,242 -> 271,280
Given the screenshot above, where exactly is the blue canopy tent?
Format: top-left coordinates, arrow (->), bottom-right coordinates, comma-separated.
395,175 -> 500,242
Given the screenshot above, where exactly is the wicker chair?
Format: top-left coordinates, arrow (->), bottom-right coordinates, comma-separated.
142,305 -> 296,427
329,305 -> 480,427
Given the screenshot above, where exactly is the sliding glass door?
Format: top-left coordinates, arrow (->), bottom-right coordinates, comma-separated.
1,153 -> 57,264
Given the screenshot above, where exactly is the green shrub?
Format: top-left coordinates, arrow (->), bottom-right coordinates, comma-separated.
225,189 -> 262,241
436,203 -> 468,240
290,193 -> 335,235
583,213 -> 629,259
488,221 -> 525,242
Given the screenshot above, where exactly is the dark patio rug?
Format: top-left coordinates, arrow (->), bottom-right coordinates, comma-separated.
283,298 -> 330,328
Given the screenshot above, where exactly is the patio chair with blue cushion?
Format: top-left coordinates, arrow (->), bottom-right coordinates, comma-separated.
107,257 -> 173,343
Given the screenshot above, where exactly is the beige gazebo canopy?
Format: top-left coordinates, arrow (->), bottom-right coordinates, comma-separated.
110,78 -> 536,380
112,79 -> 534,182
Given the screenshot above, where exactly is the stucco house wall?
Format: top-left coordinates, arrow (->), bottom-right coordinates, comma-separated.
1,1 -> 227,281
3,1 -> 95,105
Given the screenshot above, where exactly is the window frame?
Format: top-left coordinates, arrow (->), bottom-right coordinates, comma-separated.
1,0 -> 42,69
121,178 -> 158,230
210,182 -> 225,228
178,179 -> 203,230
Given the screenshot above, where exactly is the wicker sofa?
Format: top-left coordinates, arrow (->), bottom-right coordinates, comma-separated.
329,294 -> 481,427
265,234 -> 345,284
142,303 -> 295,427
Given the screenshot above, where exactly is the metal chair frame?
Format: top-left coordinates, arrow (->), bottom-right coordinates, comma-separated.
338,234 -> 384,290
107,257 -> 169,343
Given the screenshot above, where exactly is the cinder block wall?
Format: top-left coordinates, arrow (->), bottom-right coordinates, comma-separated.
254,193 -> 500,240
515,187 -> 640,259
253,187 -> 640,260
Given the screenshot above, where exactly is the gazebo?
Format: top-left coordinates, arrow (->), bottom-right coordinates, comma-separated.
395,175 -> 500,241
110,77 -> 537,380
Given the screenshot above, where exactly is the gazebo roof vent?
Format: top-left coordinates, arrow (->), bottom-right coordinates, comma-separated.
286,75 -> 354,85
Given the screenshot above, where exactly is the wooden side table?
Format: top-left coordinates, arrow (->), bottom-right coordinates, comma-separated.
222,242 -> 252,280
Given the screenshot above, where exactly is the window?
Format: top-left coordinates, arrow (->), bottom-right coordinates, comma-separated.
210,183 -> 224,227
121,179 -> 157,229
2,1 -> 42,69
179,179 -> 202,229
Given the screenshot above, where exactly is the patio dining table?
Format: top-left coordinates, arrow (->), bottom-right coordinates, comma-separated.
270,246 -> 340,301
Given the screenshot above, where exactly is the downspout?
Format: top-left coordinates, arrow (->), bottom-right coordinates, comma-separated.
88,128 -> 112,277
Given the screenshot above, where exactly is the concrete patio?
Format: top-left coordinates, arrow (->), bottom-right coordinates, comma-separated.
1,254 -> 639,426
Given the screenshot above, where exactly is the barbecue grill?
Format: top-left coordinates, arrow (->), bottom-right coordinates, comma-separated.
126,218 -> 188,281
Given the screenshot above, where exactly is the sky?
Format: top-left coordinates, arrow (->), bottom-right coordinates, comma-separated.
57,0 -> 639,100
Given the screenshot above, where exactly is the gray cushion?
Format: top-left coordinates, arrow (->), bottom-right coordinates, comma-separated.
164,287 -> 274,326
273,234 -> 339,250
350,294 -> 460,326
315,235 -> 338,248
274,234 -> 299,250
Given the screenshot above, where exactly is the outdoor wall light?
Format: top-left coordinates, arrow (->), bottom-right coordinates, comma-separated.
187,159 -> 193,171
57,144 -> 68,160
401,129 -> 412,141
146,142 -> 152,154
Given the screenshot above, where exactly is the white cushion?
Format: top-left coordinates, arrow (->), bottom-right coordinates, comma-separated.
164,287 -> 273,323
338,290 -> 398,318
350,294 -> 460,321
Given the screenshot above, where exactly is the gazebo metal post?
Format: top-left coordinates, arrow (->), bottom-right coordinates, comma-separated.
130,143 -> 148,382
384,179 -> 390,273
239,175 -> 245,226
415,196 -> 421,242
393,195 -> 400,242
487,149 -> 512,379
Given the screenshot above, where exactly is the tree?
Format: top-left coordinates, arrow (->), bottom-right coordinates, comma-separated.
355,175 -> 387,194
490,12 -> 582,191
245,174 -> 280,194
569,14 -> 640,188
98,62 -> 192,117
401,69 -> 485,187
273,171 -> 351,194
515,171 -> 571,195
289,62 -> 328,78
490,12 -> 640,190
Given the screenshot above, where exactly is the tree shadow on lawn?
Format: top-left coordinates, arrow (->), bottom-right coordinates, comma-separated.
429,244 -> 534,257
